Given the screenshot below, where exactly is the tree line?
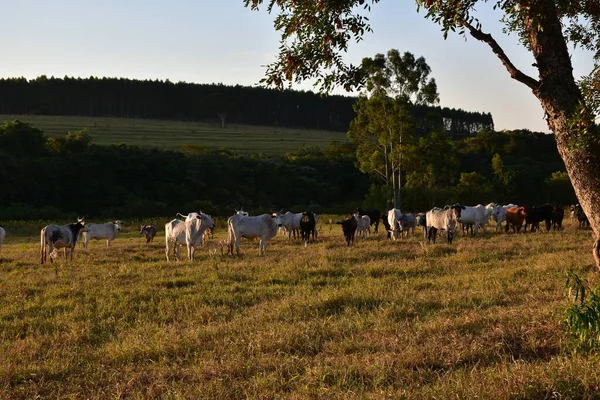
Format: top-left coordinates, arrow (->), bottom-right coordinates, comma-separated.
0,76 -> 492,138
0,120 -> 575,221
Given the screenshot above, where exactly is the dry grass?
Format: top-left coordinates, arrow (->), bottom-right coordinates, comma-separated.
0,218 -> 598,399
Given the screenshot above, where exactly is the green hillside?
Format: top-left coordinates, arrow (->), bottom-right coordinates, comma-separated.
0,114 -> 348,154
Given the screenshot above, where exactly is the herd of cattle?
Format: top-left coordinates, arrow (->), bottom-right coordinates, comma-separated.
0,203 -> 590,264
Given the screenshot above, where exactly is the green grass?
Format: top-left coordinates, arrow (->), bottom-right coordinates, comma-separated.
0,218 -> 599,399
0,114 -> 348,154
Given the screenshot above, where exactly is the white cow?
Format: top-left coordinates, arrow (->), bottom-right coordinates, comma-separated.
82,220 -> 123,249
398,213 -> 416,238
165,212 -> 215,261
228,213 -> 281,255
0,226 -> 5,253
486,203 -> 518,231
458,204 -> 489,236
387,208 -> 402,240
353,214 -> 371,239
426,205 -> 463,244
40,218 -> 88,264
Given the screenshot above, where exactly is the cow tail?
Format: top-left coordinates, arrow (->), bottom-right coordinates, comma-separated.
40,228 -> 46,264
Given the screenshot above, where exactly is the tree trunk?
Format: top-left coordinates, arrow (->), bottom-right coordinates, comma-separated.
526,0 -> 600,269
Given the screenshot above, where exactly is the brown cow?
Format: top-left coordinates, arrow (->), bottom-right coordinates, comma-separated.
505,207 -> 527,233
139,225 -> 157,243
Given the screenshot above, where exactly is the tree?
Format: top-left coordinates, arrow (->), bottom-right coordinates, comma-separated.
244,0 -> 600,269
349,50 -> 438,208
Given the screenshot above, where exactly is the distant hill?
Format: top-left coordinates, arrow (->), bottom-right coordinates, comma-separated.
0,76 -> 493,138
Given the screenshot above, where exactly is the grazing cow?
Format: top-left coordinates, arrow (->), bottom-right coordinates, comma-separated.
380,215 -> 391,239
456,204 -> 489,236
40,218 -> 88,264
426,205 -> 463,244
228,213 -> 281,255
355,208 -> 381,233
415,213 -> 427,239
337,216 -> 358,247
552,206 -> 565,231
165,212 -> 215,261
300,212 -> 316,247
505,207 -> 528,233
572,204 -> 589,228
0,226 -> 5,253
398,213 -> 417,238
82,220 -> 123,249
524,204 -> 553,232
139,225 -> 157,243
387,208 -> 403,240
353,213 -> 371,239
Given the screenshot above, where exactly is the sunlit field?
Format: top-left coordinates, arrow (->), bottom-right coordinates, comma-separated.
0,217 -> 599,399
0,114 -> 347,154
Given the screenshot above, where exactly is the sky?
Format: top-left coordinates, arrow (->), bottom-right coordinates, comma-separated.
0,1 -> 595,132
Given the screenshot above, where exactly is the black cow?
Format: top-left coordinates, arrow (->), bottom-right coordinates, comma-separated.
380,214 -> 391,239
336,216 -> 358,247
300,212 -> 316,246
572,204 -> 589,228
524,204 -> 553,232
415,213 -> 427,239
139,224 -> 157,243
551,206 -> 564,231
355,208 -> 381,233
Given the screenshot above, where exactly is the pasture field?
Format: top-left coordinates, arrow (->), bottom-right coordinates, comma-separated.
0,217 -> 599,399
0,114 -> 347,154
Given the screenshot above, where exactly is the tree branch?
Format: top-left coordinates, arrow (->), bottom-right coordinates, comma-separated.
464,22 -> 539,91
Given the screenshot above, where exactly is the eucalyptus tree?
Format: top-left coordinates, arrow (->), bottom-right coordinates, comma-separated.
243,0 -> 600,269
349,50 -> 438,208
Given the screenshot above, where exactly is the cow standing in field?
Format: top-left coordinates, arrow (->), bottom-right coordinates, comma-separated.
0,226 -> 5,253
572,204 -> 589,228
426,205 -> 463,244
165,212 -> 215,261
355,208 -> 381,233
40,218 -> 88,264
457,204 -> 489,236
398,213 -> 416,238
487,203 -> 519,231
300,212 -> 316,247
227,213 -> 281,255
415,213 -> 427,239
337,216 -> 358,247
524,204 -> 553,232
82,220 -> 123,249
505,207 -> 528,233
353,213 -> 371,239
387,208 -> 403,240
380,215 -> 391,239
139,225 -> 157,243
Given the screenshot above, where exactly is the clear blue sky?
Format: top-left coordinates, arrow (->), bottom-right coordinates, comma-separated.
1,1 -> 594,132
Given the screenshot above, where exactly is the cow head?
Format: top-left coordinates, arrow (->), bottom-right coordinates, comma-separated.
200,213 -> 216,229
271,212 -> 283,227
113,220 -> 123,231
451,204 -> 465,220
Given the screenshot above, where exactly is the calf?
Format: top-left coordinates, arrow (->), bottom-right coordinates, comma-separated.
552,206 -> 564,231
355,208 -> 381,233
139,224 -> 157,243
380,215 -> 391,239
415,213 -> 427,240
41,218 -> 88,264
337,216 -> 358,247
82,220 -> 123,249
300,212 -> 316,247
505,207 -> 527,233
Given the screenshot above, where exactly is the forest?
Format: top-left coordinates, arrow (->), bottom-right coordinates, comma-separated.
0,76 -> 493,139
0,118 -> 575,220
